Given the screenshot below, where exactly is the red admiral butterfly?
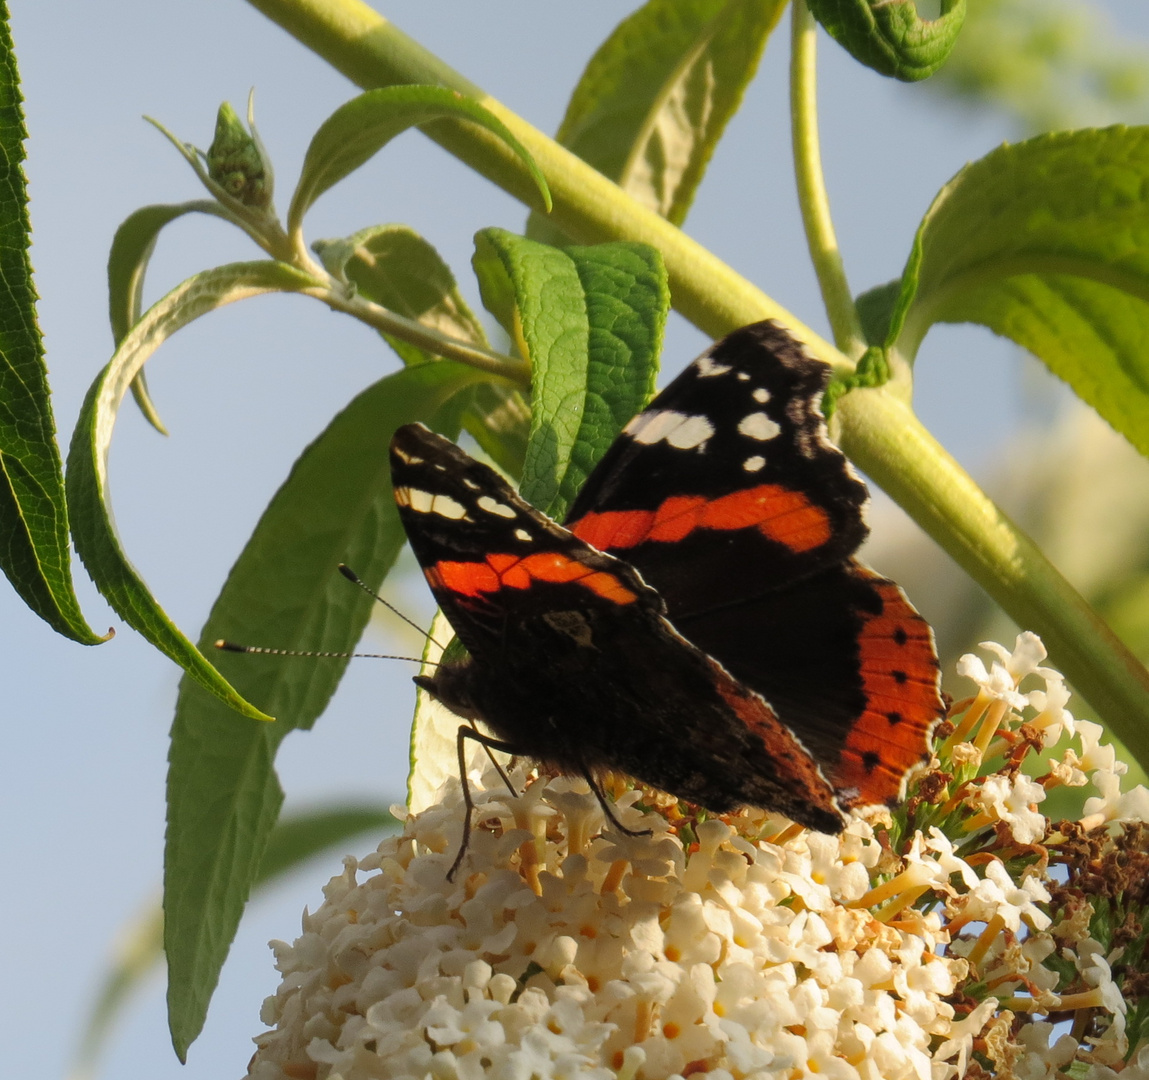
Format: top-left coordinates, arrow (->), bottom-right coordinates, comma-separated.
392,321 -> 942,870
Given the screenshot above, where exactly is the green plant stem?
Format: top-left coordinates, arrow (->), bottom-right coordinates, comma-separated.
242,0 -> 1149,764
789,0 -> 866,357
243,0 -> 842,367
330,292 -> 529,383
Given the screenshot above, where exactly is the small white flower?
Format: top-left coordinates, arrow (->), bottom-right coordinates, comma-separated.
982,632 -> 1049,682
961,859 -> 1052,934
1081,769 -> 1149,827
1027,667 -> 1076,743
969,773 -> 1048,845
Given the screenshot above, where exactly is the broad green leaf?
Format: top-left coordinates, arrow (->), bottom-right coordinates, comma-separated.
529,0 -> 785,245
0,10 -> 104,645
288,85 -> 551,238
473,230 -> 667,518
807,0 -> 966,82
889,127 -> 1149,457
71,804 -> 395,1080
67,261 -> 329,722
107,201 -> 230,433
165,360 -> 481,1059
318,224 -> 531,476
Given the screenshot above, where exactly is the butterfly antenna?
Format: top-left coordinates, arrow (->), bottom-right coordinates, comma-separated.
338,563 -> 447,651
214,640 -> 436,664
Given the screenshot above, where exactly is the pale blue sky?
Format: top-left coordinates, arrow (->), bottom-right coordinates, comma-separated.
4,3 -> 1146,1078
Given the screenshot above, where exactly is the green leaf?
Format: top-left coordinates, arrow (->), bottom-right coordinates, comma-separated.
288,85 -> 551,239
473,229 -> 668,518
889,127 -> 1149,457
107,201 -> 231,433
317,223 -> 488,364
315,223 -> 531,476
67,260 -> 329,722
807,0 -> 966,82
528,0 -> 785,244
70,804 -> 394,1080
164,360 -> 481,1059
0,10 -> 104,645
854,278 -> 902,347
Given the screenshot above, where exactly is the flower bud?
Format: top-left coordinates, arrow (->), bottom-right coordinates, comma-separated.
206,101 -> 271,208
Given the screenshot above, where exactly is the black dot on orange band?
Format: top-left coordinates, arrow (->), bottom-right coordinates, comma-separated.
887,710 -> 903,726
862,751 -> 881,773
893,626 -> 908,646
892,670 -> 907,684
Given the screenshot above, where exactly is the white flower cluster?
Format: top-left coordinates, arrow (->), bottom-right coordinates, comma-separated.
245,637 -> 1149,1080
248,787 -> 970,1080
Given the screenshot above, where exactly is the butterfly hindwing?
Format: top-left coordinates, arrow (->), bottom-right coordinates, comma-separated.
564,320 -> 942,808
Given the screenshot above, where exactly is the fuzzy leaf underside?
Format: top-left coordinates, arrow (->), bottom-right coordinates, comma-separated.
289,85 -> 550,236
891,127 -> 1149,458
528,0 -> 785,244
321,223 -> 530,475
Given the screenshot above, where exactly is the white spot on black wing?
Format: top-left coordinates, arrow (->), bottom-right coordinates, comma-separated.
395,487 -> 469,520
477,495 -> 516,519
695,355 -> 733,378
738,412 -> 782,442
625,409 -> 715,450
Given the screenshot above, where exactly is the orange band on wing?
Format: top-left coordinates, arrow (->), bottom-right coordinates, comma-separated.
429,552 -> 638,605
572,485 -> 831,554
834,578 -> 942,808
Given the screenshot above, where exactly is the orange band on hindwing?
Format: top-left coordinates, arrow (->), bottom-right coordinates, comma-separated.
834,578 -> 942,807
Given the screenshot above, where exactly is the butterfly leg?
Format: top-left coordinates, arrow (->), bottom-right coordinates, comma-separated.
448,724 -> 523,882
577,762 -> 653,840
469,718 -> 518,798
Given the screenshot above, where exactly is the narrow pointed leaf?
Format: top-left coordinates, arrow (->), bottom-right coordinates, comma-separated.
165,360 -> 481,1059
107,200 -> 230,432
473,230 -> 667,518
71,804 -> 394,1080
890,127 -> 1149,457
68,261 -> 329,722
0,10 -> 104,644
288,85 -> 550,237
319,223 -> 531,476
807,0 -> 966,82
529,0 -> 785,244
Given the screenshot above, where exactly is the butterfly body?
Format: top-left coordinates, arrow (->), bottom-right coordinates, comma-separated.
392,321 -> 942,836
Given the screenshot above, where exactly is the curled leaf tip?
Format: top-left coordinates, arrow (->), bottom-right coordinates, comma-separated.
808,0 -> 966,82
